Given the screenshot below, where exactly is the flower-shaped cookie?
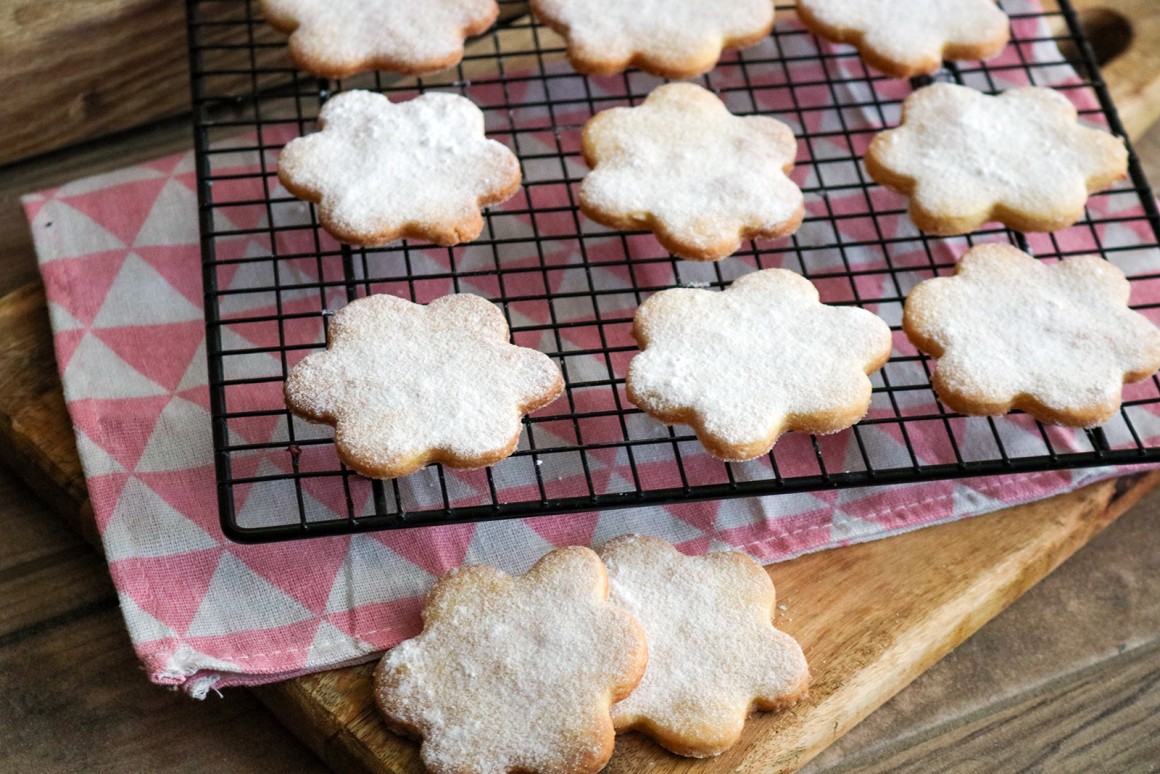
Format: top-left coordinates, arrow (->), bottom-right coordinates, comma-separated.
530,0 -> 775,78
600,535 -> 809,758
580,83 -> 804,262
865,84 -> 1128,235
904,243 -> 1160,427
261,0 -> 499,78
375,546 -> 649,774
285,293 -> 563,479
278,90 -> 521,247
797,0 -> 1009,78
628,269 -> 894,460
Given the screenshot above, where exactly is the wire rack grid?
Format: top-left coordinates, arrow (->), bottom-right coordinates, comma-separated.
186,0 -> 1160,543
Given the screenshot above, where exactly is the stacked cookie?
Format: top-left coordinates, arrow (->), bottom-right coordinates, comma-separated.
375,536 -> 810,772
268,1 -> 1157,469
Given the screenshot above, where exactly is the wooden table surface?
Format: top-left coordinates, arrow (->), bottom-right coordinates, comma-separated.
3,4 -> 1160,772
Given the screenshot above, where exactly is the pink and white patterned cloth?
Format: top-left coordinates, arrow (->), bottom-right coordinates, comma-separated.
22,3 -> 1160,696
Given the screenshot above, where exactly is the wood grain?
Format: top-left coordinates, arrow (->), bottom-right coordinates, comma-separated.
0,285 -> 94,547
0,1 -> 188,166
4,269 -> 1157,773
1065,0 -> 1160,140
1,3 -> 1160,773
806,490 -> 1160,773
3,1 -> 1155,167
0,445 -> 326,773
250,473 -> 1160,774
820,641 -> 1160,773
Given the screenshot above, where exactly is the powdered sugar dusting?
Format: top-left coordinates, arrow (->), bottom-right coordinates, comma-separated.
601,535 -> 808,758
627,269 -> 893,460
904,244 -> 1160,426
798,0 -> 1008,76
579,83 -> 803,261
530,0 -> 774,77
285,293 -> 563,478
261,0 -> 499,77
277,90 -> 521,246
867,84 -> 1128,234
375,547 -> 648,774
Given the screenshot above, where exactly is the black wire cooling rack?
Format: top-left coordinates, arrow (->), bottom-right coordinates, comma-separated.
187,0 -> 1160,543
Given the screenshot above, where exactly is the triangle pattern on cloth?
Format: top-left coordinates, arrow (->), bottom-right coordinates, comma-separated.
375,522 -> 476,579
133,244 -> 208,311
525,509 -> 599,549
84,472 -> 132,516
463,520 -> 557,572
304,621 -> 379,669
30,200 -> 126,261
134,396 -> 215,473
842,423 -> 916,472
829,508 -> 883,543
133,465 -> 220,537
592,504 -> 707,548
63,334 -> 168,399
68,395 -> 174,473
722,515 -> 834,563
39,251 -> 128,327
92,253 -> 204,329
176,384 -> 212,417
672,534 -> 714,556
110,548 -> 224,637
181,618 -> 325,676
298,471 -> 374,522
133,177 -> 202,247
325,534 -> 437,614
325,594 -> 427,645
836,479 -> 956,528
215,244 -> 277,296
235,535 -> 352,616
59,175 -> 171,246
712,492 -> 831,532
46,300 -> 84,332
952,483 -> 1012,517
73,428 -> 126,477
94,320 -> 206,394
234,460 -> 341,529
117,592 -> 178,643
185,552 -> 317,637
176,340 -> 210,394
100,477 -> 220,559
20,191 -> 49,222
303,621 -> 379,670
52,329 -> 89,371
656,498 -> 722,535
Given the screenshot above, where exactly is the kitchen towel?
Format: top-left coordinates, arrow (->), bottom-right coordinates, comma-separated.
23,3 -> 1160,696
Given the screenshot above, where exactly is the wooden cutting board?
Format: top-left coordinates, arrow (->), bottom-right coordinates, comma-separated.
4,2 -> 1160,772
4,285 -> 1160,772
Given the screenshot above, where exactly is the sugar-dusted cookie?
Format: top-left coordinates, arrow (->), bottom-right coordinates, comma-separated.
865,83 -> 1128,235
285,292 -> 563,479
627,269 -> 893,460
260,0 -> 499,78
375,546 -> 649,774
599,535 -> 809,758
579,83 -> 804,262
278,90 -> 521,247
904,244 -> 1160,427
797,0 -> 1009,79
529,0 -> 775,78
